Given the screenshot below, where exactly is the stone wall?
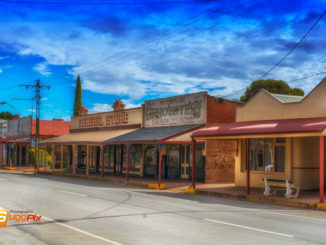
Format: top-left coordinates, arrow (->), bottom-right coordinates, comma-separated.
205,140 -> 236,183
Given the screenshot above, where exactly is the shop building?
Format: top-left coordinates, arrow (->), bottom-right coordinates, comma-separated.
40,101 -> 143,176
193,78 -> 326,202
4,116 -> 70,166
106,92 -> 241,183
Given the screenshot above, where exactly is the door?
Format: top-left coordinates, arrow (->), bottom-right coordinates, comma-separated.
114,145 -> 124,174
166,145 -> 181,179
21,146 -> 26,165
196,145 -> 205,182
96,146 -> 100,173
144,145 -> 157,177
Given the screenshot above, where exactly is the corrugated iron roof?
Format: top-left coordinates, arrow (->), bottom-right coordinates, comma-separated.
31,119 -> 70,137
106,124 -> 204,143
39,128 -> 136,145
192,117 -> 326,138
269,93 -> 304,103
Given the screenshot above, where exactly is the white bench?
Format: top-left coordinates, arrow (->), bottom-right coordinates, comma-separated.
263,178 -> 300,199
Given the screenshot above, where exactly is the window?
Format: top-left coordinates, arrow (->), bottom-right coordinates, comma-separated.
248,138 -> 286,172
130,144 -> 141,169
144,145 -> 156,163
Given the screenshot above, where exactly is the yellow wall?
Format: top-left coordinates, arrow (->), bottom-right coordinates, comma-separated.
235,138 -> 292,188
236,78 -> 326,122
235,137 -> 326,190
292,137 -> 320,190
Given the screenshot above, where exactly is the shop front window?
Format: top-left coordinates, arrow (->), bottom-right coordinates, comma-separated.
130,144 -> 141,169
248,138 -> 286,172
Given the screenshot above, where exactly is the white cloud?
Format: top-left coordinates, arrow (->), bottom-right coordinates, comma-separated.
33,62 -> 51,76
1,7 -> 325,104
0,68 -> 2,73
90,103 -> 112,112
62,116 -> 71,121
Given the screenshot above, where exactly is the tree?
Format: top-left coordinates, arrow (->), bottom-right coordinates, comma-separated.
73,75 -> 82,116
0,111 -> 14,120
240,79 -> 304,102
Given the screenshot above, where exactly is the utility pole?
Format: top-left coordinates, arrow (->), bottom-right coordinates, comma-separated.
20,80 -> 50,173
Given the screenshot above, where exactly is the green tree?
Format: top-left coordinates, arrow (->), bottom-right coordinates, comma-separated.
73,75 -> 82,116
240,79 -> 304,102
0,111 -> 14,120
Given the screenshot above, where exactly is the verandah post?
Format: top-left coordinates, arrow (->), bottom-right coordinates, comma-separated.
192,139 -> 196,189
320,136 -> 324,203
86,144 -> 89,176
51,145 -> 55,171
126,144 -> 130,181
60,145 -> 63,170
72,144 -> 76,176
158,144 -> 162,188
246,138 -> 250,195
101,144 -> 104,178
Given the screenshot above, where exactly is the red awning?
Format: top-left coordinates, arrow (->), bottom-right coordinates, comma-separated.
192,117 -> 326,138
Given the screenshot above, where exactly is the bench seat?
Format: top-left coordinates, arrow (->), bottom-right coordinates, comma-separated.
263,178 -> 300,199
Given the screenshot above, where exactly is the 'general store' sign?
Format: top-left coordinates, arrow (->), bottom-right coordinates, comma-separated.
71,108 -> 142,130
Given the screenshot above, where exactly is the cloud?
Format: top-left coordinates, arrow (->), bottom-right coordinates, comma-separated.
0,0 -> 325,106
90,103 -> 112,113
33,62 -> 51,76
0,68 -> 2,73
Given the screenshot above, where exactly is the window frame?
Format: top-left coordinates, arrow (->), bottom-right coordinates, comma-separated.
245,138 -> 286,173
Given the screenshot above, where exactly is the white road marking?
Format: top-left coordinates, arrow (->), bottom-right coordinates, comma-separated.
42,216 -> 122,245
205,218 -> 294,238
260,210 -> 326,222
203,202 -> 326,223
58,190 -> 87,197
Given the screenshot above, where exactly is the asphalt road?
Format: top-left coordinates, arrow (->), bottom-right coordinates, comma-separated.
0,172 -> 326,245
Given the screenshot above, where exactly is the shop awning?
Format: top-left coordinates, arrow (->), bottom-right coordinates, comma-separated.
192,117 -> 326,139
105,124 -> 204,144
39,128 -> 137,145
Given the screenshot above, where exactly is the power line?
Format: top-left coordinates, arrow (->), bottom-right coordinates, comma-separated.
223,9 -> 326,99
257,9 -> 326,80
0,0 -> 219,5
20,79 -> 50,172
48,0 -> 261,87
289,72 -> 326,83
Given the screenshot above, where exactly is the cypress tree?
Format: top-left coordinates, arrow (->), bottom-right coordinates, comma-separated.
73,75 -> 82,116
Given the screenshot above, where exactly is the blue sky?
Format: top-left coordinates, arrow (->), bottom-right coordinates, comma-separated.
0,0 -> 326,120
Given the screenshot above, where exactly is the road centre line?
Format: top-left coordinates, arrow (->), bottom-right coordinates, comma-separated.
42,216 -> 123,245
259,210 -> 326,222
58,190 -> 87,197
201,201 -> 326,223
205,218 -> 294,238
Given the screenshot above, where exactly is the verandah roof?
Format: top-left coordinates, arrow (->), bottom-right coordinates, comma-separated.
105,124 -> 204,144
192,117 -> 326,139
39,128 -> 137,145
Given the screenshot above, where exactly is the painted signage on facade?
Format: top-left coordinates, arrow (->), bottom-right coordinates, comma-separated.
7,116 -> 32,138
71,108 -> 142,130
144,92 -> 207,127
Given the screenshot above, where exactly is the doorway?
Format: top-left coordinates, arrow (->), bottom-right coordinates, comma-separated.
144,145 -> 157,177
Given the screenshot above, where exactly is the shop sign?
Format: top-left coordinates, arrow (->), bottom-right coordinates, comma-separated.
144,92 -> 207,127
71,108 -> 142,130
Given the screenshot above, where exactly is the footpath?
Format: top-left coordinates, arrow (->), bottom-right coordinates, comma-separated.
1,166 -> 326,211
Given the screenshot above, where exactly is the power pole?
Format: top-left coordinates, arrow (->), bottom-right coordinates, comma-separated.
20,80 -> 50,173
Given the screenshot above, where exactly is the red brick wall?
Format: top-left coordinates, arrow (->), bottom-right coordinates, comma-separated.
205,140 -> 236,183
206,96 -> 241,126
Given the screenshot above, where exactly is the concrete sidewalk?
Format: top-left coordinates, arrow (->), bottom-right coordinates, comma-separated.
1,166 -> 325,211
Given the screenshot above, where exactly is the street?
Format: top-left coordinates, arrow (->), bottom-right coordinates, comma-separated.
0,172 -> 326,245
